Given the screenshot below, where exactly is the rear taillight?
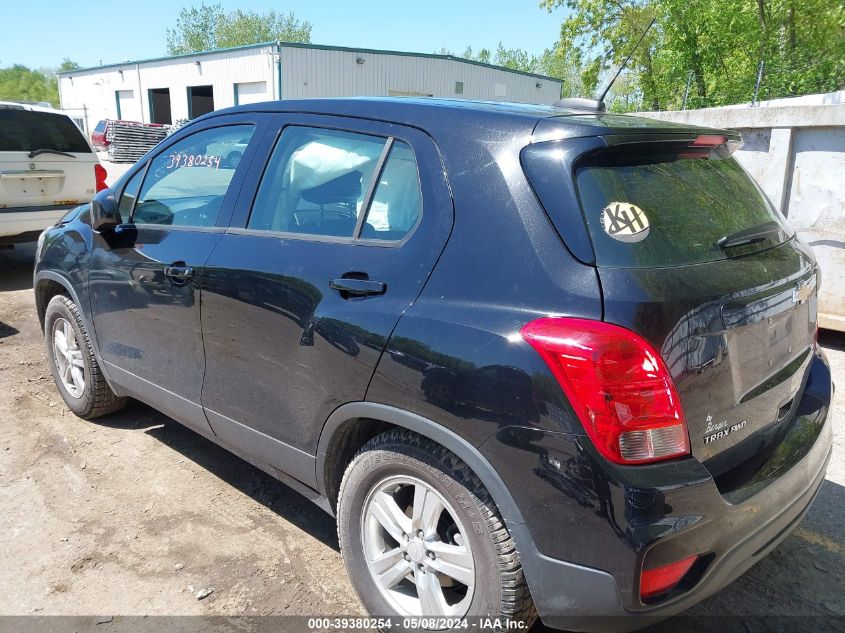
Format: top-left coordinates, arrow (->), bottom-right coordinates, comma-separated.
94,164 -> 108,192
520,317 -> 689,464
640,555 -> 698,599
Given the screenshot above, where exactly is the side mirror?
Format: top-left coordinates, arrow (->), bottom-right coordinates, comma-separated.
90,189 -> 121,232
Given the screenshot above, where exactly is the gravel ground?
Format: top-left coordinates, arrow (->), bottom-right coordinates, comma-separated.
1,242 -> 843,632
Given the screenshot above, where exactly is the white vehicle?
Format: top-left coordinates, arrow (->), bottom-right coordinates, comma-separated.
0,101 -> 106,245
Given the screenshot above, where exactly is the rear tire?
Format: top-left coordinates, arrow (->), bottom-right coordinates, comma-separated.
44,295 -> 126,419
337,428 -> 536,631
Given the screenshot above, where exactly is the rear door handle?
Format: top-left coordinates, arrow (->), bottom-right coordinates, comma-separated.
330,278 -> 386,298
164,264 -> 194,284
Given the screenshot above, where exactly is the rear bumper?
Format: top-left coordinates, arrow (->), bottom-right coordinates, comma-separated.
0,205 -> 78,240
481,351 -> 833,632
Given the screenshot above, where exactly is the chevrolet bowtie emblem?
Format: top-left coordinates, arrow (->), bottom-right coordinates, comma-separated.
793,277 -> 815,304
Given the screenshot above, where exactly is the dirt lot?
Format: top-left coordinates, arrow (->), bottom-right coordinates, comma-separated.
1,242 -> 844,632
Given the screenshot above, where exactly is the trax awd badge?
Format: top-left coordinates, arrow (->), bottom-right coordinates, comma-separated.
599,202 -> 650,242
703,414 -> 747,445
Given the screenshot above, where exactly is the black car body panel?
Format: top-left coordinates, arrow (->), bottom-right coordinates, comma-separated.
199,115 -> 454,469
599,240 -> 818,479
479,349 -> 830,624
32,98 -> 833,631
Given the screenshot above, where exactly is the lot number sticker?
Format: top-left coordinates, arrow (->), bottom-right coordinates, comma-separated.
599,202 -> 650,242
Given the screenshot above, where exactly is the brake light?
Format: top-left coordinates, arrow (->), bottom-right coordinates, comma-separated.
640,555 -> 698,599
691,134 -> 727,147
520,318 -> 689,464
94,164 -> 108,192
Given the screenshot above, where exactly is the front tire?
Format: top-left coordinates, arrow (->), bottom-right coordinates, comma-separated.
337,429 -> 536,630
44,295 -> 126,419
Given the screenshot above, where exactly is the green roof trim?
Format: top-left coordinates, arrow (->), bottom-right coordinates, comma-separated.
56,41 -> 277,75
58,41 -> 562,84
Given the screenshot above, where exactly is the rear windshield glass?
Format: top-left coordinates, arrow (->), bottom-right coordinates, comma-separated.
0,109 -> 90,153
574,146 -> 791,267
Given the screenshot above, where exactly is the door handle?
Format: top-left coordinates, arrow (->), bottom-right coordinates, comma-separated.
330,278 -> 386,298
164,264 -> 194,284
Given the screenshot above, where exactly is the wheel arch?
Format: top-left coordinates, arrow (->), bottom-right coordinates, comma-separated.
34,271 -> 82,331
34,270 -> 115,388
316,402 -> 528,529
316,402 -> 623,626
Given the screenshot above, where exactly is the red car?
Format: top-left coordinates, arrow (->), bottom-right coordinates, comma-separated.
90,119 -> 110,151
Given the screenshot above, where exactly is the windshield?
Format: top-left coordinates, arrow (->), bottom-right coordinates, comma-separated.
0,109 -> 91,153
573,146 -> 792,268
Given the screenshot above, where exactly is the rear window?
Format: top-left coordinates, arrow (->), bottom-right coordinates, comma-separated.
524,140 -> 792,268
0,109 -> 91,153
94,120 -> 106,133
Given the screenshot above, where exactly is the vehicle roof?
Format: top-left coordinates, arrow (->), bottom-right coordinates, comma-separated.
0,100 -> 60,113
207,97 -> 729,139
0,101 -> 81,123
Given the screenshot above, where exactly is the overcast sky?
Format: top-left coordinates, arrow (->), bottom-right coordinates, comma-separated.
0,0 -> 566,70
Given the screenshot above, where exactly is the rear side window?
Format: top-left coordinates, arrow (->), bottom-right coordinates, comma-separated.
525,140 -> 792,268
0,109 -> 91,153
248,126 -> 422,241
360,141 -> 422,241
132,124 -> 254,227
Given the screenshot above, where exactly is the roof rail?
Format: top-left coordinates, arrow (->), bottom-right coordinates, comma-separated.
552,98 -> 606,112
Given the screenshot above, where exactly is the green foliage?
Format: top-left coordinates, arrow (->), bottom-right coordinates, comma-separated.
437,41 -> 593,97
438,43 -> 542,74
58,59 -> 81,73
166,3 -> 312,55
0,65 -> 59,107
540,0 -> 845,111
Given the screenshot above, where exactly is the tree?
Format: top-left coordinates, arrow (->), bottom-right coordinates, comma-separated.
166,3 -> 220,54
438,42 -> 585,98
166,3 -> 312,55
493,43 -> 536,72
442,43 -> 542,73
541,0 -> 845,111
0,65 -> 59,107
535,45 -> 589,98
58,59 -> 81,72
461,46 -> 492,65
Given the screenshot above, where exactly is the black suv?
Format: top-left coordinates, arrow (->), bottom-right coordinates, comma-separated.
33,98 -> 832,631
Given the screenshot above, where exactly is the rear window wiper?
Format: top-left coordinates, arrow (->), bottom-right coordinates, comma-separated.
717,221 -> 783,249
27,148 -> 76,159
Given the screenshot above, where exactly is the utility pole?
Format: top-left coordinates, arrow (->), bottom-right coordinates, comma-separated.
752,60 -> 765,106
682,71 -> 693,110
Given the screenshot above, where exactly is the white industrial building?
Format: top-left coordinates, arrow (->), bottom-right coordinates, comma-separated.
58,42 -> 563,134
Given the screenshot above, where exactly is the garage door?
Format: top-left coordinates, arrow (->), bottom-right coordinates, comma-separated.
115,89 -> 141,122
235,81 -> 270,105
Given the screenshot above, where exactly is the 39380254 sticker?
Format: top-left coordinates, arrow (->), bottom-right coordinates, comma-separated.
599,202 -> 650,243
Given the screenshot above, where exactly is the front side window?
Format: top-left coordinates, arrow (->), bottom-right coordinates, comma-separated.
132,124 -> 254,227
248,126 -> 422,241
117,167 -> 145,222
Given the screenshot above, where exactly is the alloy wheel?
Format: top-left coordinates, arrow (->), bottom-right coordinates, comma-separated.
361,475 -> 475,618
52,317 -> 85,398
